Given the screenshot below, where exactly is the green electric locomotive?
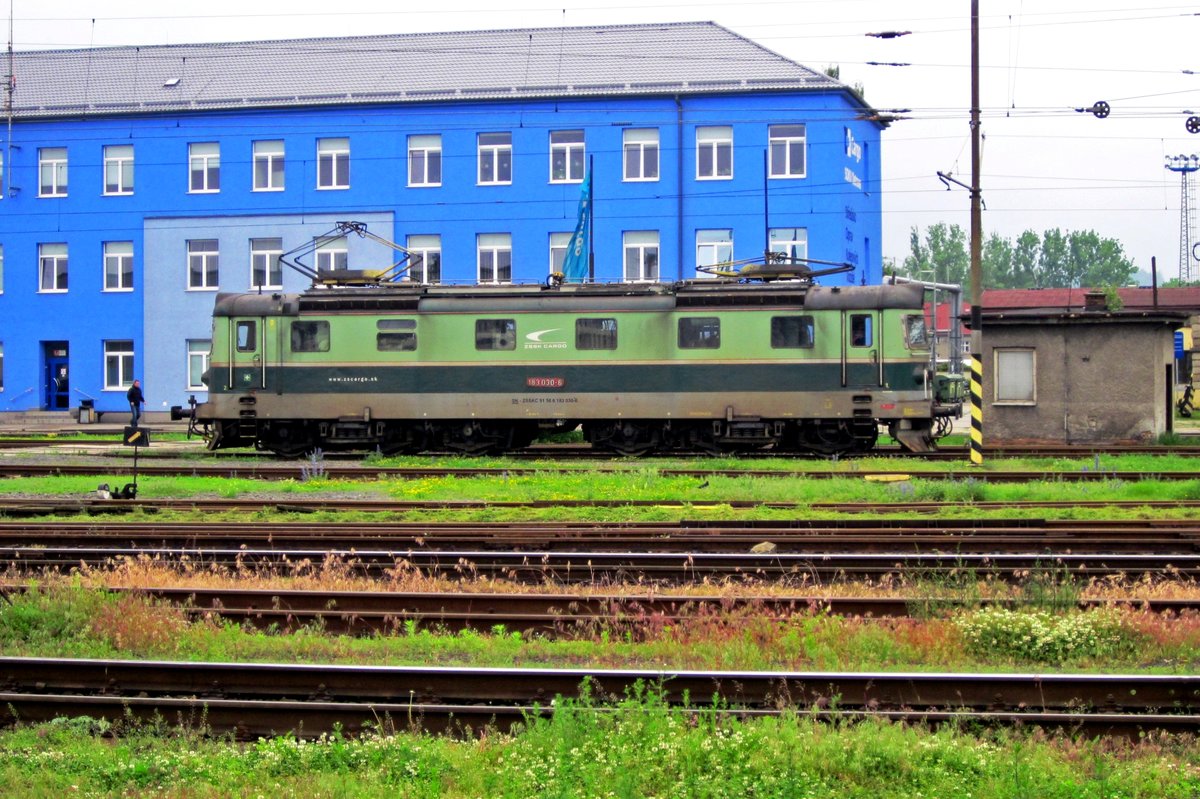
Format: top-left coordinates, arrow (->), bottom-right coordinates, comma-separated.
194,275 -> 961,456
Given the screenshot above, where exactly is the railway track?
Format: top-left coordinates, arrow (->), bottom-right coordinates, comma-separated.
36,585 -> 1198,634
1,461 -> 1197,482
6,544 -> 1199,582
5,437 -> 1200,459
5,496 -> 1200,518
3,518 -> 1200,554
0,657 -> 1193,739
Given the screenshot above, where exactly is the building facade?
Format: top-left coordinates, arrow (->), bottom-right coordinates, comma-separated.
0,22 -> 884,417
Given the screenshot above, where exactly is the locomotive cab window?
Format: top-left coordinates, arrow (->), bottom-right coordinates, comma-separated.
576,318 -> 617,350
235,321 -> 257,352
291,320 -> 330,352
850,314 -> 874,347
904,315 -> 929,349
678,317 -> 721,349
377,319 -> 417,352
476,319 -> 516,350
771,315 -> 814,348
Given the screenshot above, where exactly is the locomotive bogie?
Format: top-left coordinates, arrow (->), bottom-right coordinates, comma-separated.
195,281 -> 955,456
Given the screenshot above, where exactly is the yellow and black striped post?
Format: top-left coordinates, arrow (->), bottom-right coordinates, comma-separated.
969,352 -> 984,465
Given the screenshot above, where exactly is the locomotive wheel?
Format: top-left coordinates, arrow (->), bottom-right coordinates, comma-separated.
379,423 -> 425,456
585,421 -> 661,456
440,422 -> 513,454
261,422 -> 315,458
794,420 -> 858,456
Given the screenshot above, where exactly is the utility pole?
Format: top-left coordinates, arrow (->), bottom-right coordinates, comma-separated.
968,0 -> 984,466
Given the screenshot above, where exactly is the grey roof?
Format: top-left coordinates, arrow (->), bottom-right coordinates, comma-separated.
8,21 -> 853,120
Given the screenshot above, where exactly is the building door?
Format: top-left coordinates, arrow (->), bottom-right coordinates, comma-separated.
43,342 -> 70,410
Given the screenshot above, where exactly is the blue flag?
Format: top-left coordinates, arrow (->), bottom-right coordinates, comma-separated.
561,171 -> 591,283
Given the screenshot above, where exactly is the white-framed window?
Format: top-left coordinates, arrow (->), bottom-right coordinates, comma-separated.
477,233 -> 512,284
550,130 -> 584,183
408,134 -> 442,187
314,236 -> 348,273
623,128 -> 659,182
253,140 -> 285,191
317,137 -> 350,189
103,145 -> 134,195
696,126 -> 732,180
696,229 -> 733,275
187,339 -> 211,391
478,132 -> 512,185
406,234 -> 441,284
623,231 -> 660,283
103,241 -> 134,291
39,147 -> 68,197
104,340 -> 134,390
769,124 -> 807,179
995,348 -> 1037,404
768,227 -> 809,265
38,243 -> 68,292
187,239 -> 219,290
188,142 -> 220,193
549,232 -> 571,275
250,237 -> 283,290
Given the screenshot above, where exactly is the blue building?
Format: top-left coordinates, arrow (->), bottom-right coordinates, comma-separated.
0,21 -> 884,419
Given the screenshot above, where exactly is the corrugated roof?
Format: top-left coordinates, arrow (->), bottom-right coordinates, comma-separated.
8,21 -> 852,120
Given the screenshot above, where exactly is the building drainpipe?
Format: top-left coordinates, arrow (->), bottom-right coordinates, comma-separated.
676,96 -> 684,281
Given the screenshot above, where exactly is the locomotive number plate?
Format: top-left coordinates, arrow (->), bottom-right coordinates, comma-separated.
526,377 -> 565,389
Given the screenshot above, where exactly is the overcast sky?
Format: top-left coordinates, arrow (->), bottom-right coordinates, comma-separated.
10,1 -> 1199,280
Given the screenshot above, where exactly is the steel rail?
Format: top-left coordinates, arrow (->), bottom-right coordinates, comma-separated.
4,545 -> 1199,582
1,462 -> 1198,482
2,519 -> 1200,555
5,496 -> 1200,518
0,657 -> 1194,739
6,438 -> 1200,458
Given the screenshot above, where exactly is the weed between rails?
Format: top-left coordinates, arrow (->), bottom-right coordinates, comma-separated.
2,564 -> 1198,671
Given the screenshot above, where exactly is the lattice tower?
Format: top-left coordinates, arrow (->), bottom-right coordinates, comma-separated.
1166,155 -> 1200,282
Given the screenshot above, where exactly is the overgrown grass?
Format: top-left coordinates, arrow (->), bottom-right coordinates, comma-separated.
5,470 -> 1200,525
0,697 -> 1197,798
1,583 -> 1196,673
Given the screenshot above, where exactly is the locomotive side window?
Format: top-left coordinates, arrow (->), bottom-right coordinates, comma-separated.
291,320 -> 330,352
476,319 -> 516,350
235,321 -> 256,352
850,314 -> 873,347
576,318 -> 617,350
904,315 -> 929,348
678,317 -> 721,349
377,319 -> 417,352
770,315 -> 814,348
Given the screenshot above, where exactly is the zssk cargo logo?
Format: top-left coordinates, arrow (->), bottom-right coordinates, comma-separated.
522,328 -> 568,350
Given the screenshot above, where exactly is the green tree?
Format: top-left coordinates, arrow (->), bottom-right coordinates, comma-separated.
904,225 -> 1137,290
1070,230 -> 1136,287
1010,230 -> 1041,289
982,232 -> 1013,289
900,223 -> 969,288
1038,228 -> 1069,287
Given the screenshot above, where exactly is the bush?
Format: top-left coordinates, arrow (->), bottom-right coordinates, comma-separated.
954,607 -> 1136,665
